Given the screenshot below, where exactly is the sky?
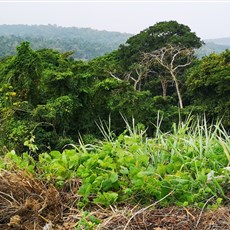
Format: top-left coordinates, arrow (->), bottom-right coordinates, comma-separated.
0,1 -> 230,40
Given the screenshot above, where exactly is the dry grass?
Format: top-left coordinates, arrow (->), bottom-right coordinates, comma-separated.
0,170 -> 80,229
0,170 -> 229,230
95,205 -> 230,230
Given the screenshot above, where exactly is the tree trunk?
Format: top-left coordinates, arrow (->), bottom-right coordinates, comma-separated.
171,71 -> 183,109
160,77 -> 167,98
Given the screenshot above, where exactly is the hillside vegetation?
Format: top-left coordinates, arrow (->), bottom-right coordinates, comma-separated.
0,24 -> 131,60
0,21 -> 229,229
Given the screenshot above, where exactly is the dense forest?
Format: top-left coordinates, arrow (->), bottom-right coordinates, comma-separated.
0,21 -> 229,229
1,20 -> 229,154
0,24 -> 131,60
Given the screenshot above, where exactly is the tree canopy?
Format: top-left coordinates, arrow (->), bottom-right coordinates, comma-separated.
117,21 -> 203,69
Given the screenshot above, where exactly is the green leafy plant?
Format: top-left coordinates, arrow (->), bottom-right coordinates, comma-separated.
74,211 -> 100,230
0,116 -> 229,208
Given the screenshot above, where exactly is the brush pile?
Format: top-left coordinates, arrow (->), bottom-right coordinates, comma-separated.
0,170 -> 78,229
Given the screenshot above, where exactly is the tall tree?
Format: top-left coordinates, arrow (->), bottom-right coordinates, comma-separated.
117,21 -> 202,70
115,21 -> 202,94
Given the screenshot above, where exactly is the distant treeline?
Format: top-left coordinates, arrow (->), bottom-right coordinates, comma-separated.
0,24 -> 131,60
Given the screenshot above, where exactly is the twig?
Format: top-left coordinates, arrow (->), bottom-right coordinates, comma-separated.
183,207 -> 196,220
123,190 -> 174,230
0,191 -> 20,206
195,196 -> 215,229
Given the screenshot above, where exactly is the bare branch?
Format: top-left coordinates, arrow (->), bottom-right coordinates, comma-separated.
106,71 -> 122,81
170,49 -> 181,67
173,61 -> 192,71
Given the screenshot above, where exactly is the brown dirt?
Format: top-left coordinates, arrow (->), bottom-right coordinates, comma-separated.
0,170 -> 229,230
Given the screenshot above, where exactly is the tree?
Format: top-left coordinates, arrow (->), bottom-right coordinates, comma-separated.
117,21 -> 202,70
144,45 -> 194,108
115,21 -> 202,95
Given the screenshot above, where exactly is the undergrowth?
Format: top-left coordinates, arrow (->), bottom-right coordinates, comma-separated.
0,116 -> 229,210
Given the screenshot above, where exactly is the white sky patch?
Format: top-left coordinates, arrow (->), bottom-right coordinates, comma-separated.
0,1 -> 230,39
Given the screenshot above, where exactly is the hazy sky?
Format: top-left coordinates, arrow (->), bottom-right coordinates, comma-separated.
0,1 -> 230,39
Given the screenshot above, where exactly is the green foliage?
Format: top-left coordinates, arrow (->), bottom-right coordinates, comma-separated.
0,43 -> 81,153
0,20 -> 229,159
0,118 -> 32,154
117,20 -> 203,69
1,21 -> 230,222
1,118 -> 229,208
36,149 -> 81,186
74,211 -> 100,230
3,150 -> 35,173
186,50 -> 230,127
8,41 -> 42,105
